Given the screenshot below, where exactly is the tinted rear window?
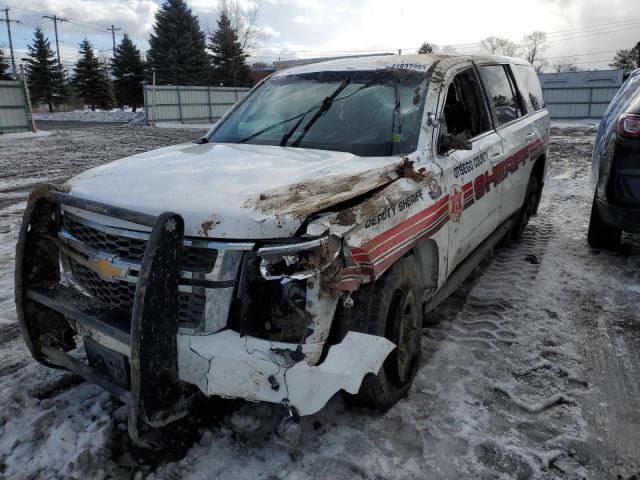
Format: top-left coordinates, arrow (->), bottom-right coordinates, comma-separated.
514,65 -> 545,111
478,65 -> 524,126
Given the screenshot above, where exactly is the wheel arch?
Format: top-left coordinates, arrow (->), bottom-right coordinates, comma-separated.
406,237 -> 439,301
531,153 -> 546,214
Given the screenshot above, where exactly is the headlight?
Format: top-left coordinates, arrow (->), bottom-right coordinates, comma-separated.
257,235 -> 342,281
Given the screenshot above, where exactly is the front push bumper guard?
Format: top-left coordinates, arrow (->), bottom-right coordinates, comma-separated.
15,184 -> 186,448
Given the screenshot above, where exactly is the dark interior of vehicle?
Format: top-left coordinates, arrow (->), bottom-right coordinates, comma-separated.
443,69 -> 491,138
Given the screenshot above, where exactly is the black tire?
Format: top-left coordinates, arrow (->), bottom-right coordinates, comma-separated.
587,195 -> 621,249
342,258 -> 422,409
510,175 -> 539,241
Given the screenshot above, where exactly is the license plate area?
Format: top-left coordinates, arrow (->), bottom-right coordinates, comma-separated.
84,337 -> 130,389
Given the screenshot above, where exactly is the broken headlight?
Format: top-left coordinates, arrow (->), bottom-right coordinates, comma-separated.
257,235 -> 342,281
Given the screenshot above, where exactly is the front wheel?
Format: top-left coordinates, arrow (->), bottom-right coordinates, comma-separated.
587,195 -> 621,249
349,258 -> 422,409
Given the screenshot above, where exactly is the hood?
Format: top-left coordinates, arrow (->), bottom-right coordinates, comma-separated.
65,142 -> 399,239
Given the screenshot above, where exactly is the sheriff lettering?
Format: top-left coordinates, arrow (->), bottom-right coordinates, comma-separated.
365,190 -> 424,228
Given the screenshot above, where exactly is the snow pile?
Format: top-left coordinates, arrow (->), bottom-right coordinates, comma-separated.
550,119 -> 599,129
33,110 -> 144,123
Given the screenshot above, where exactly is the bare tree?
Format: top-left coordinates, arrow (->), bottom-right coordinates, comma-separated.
480,36 -> 521,57
533,59 -> 547,73
481,36 -> 501,54
553,57 -> 581,73
522,30 -> 547,65
217,0 -> 269,51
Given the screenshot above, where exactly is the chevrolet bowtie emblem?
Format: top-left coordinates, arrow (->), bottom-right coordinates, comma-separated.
87,256 -> 126,281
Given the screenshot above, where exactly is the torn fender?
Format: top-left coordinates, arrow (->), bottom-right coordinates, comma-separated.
177,330 -> 395,416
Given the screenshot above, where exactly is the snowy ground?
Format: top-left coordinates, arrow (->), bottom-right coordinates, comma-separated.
33,110 -> 144,123
1,126 -> 639,479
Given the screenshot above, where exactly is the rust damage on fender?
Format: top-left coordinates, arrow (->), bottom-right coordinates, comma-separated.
397,156 -> 427,182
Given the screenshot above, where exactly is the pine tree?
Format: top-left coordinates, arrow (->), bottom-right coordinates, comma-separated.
23,27 -> 68,111
147,0 -> 210,85
208,12 -> 250,86
112,34 -> 144,111
73,39 -> 114,110
0,49 -> 12,80
418,42 -> 435,54
610,41 -> 640,71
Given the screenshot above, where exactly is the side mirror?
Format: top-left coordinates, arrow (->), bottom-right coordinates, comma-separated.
439,132 -> 473,153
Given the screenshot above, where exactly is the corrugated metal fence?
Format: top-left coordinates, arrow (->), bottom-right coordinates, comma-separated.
143,85 -> 250,124
0,80 -> 30,134
541,86 -> 621,119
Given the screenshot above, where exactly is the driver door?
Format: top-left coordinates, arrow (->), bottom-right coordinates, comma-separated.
434,66 -> 503,276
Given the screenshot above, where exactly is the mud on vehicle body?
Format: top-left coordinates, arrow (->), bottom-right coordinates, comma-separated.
16,53 -> 549,448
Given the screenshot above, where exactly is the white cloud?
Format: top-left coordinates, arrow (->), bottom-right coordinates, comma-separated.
260,25 -> 281,37
292,15 -> 312,24
9,0 -> 158,38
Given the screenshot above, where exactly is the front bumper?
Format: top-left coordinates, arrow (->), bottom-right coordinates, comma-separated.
16,185 -> 395,447
596,197 -> 640,232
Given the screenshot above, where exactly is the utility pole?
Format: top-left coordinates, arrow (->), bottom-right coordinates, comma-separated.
42,14 -> 67,66
0,7 -> 20,78
107,25 -> 121,54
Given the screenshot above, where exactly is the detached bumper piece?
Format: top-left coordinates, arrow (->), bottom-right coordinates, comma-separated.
15,184 -> 186,448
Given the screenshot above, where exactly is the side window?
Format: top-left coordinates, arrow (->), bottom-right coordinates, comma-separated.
441,68 -> 492,140
514,64 -> 545,111
478,65 -> 524,126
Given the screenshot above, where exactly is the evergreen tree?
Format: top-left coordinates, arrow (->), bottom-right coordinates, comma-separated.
23,27 -> 68,111
112,34 -> 144,111
418,42 -> 435,54
0,49 -> 12,80
147,0 -> 210,85
73,39 -> 114,110
208,12 -> 250,86
610,41 -> 640,71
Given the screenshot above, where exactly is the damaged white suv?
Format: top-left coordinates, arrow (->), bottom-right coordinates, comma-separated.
16,54 -> 549,448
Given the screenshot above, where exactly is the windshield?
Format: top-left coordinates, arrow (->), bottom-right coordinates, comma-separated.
207,69 -> 430,157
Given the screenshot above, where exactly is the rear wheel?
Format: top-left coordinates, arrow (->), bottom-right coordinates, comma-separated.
587,195 -> 621,249
347,258 -> 422,409
510,176 -> 538,242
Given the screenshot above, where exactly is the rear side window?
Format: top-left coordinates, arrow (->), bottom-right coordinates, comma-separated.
478,65 -> 524,126
514,65 -> 545,111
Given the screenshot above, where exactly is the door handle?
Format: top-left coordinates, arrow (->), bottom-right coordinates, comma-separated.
524,132 -> 537,143
490,151 -> 503,165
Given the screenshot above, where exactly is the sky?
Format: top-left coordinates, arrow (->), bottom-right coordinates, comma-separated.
1,0 -> 638,73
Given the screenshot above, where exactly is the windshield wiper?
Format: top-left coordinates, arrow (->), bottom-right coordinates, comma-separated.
236,109 -> 314,144
289,78 -> 351,148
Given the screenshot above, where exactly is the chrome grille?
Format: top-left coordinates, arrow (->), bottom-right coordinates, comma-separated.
59,210 -> 253,333
62,214 -> 217,273
70,259 -> 206,324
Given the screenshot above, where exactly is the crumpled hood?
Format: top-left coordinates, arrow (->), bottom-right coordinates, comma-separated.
65,142 -> 399,239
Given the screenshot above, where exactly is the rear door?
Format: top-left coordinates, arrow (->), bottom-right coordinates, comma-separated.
434,65 -> 503,275
476,64 -> 532,223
